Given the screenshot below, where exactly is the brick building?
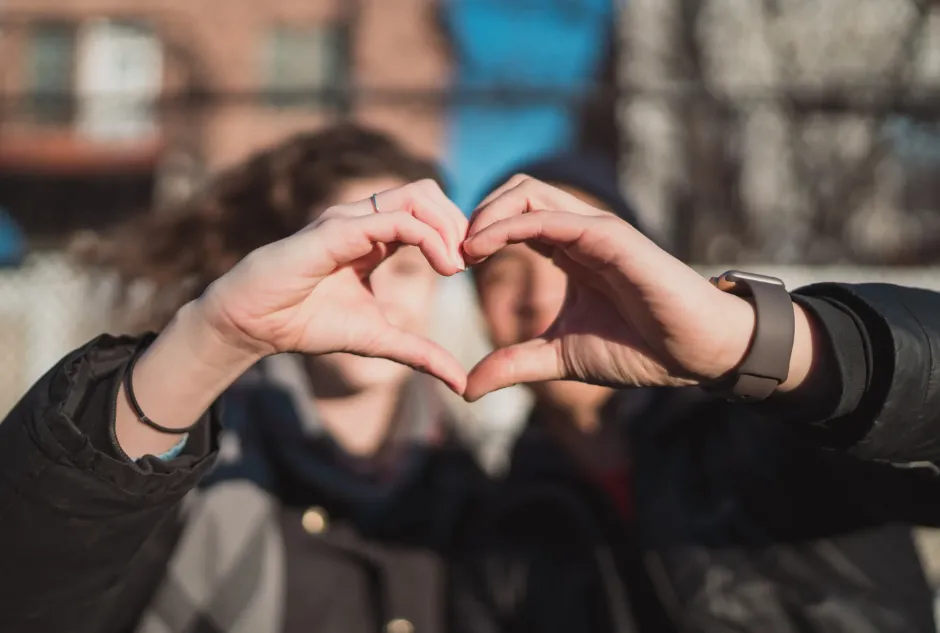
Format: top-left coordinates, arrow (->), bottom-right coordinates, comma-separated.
0,0 -> 449,241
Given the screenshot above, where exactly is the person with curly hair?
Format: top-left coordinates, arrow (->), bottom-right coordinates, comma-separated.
60,123 -> 490,633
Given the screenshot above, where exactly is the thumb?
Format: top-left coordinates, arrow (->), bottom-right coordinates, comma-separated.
465,338 -> 561,402
354,324 -> 468,395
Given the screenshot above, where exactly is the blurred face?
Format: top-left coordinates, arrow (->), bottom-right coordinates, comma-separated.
475,185 -> 614,414
306,176 -> 439,393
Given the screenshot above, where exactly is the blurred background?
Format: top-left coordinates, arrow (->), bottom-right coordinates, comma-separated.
9,0 -> 940,409
4,0 -> 940,599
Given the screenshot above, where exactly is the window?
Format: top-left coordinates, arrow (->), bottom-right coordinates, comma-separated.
25,22 -> 77,124
75,20 -> 163,141
263,25 -> 349,110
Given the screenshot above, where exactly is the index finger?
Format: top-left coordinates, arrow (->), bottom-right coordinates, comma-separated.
467,177 -> 606,240
324,181 -> 467,269
315,211 -> 460,277
394,180 -> 469,269
470,173 -> 531,221
464,210 -> 589,261
463,210 -> 637,273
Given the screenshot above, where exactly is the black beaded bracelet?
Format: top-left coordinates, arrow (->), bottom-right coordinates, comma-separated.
123,343 -> 199,435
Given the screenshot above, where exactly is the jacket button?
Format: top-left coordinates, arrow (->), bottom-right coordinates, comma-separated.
301,506 -> 328,534
386,618 -> 414,633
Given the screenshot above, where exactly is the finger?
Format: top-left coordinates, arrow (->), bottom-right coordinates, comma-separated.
318,211 -> 459,276
469,173 -> 531,225
463,210 -> 595,265
464,338 -> 561,401
357,325 -> 468,395
468,177 -> 604,240
415,178 -> 469,240
377,180 -> 466,269
315,182 -> 466,269
407,180 -> 468,269
467,174 -> 535,237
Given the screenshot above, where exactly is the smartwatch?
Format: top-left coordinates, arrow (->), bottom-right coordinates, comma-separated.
705,270 -> 795,401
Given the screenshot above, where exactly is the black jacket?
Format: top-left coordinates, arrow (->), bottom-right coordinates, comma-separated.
0,346 -> 487,633
2,282 -> 940,633
202,365 -> 489,633
456,284 -> 940,633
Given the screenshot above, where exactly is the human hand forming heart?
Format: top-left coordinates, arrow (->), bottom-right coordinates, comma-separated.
197,176 -> 802,401
461,175 -> 758,400
199,179 -> 470,394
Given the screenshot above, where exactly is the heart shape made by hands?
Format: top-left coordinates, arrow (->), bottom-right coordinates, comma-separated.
203,177 -> 756,402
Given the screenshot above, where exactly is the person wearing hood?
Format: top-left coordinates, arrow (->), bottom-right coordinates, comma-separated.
459,152 -> 937,632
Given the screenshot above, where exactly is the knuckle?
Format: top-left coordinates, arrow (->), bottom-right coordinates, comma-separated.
320,203 -> 347,218
312,216 -> 341,234
239,247 -> 265,269
597,214 -> 626,230
515,178 -> 546,204
387,209 -> 412,222
387,211 -> 422,234
516,175 -> 543,191
404,179 -> 428,194
592,216 -> 631,245
400,191 -> 421,212
315,204 -> 358,227
408,348 -> 432,372
509,173 -> 532,187
416,178 -> 440,194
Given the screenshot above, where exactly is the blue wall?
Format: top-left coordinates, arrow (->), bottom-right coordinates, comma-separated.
442,0 -> 614,211
0,207 -> 25,267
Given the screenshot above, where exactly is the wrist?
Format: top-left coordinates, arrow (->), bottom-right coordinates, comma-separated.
195,284 -> 278,358
709,292 -> 757,380
181,299 -> 268,371
114,301 -> 262,459
709,292 -> 816,394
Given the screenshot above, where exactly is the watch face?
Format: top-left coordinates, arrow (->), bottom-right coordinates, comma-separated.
724,270 -> 786,288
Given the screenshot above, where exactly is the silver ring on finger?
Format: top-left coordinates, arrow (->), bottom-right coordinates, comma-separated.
370,193 -> 380,214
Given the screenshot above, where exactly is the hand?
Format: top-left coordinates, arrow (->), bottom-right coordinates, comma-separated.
462,176 -> 760,401
198,179 -> 470,393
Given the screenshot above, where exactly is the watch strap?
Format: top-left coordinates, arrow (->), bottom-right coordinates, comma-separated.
708,271 -> 795,401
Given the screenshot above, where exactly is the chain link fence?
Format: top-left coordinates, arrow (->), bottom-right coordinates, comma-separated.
618,0 -> 940,265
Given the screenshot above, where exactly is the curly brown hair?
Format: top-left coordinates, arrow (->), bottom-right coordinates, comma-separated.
75,123 -> 442,332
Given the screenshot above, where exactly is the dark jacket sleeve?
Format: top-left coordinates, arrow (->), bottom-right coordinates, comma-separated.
781,283 -> 940,465
0,335 -> 220,633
